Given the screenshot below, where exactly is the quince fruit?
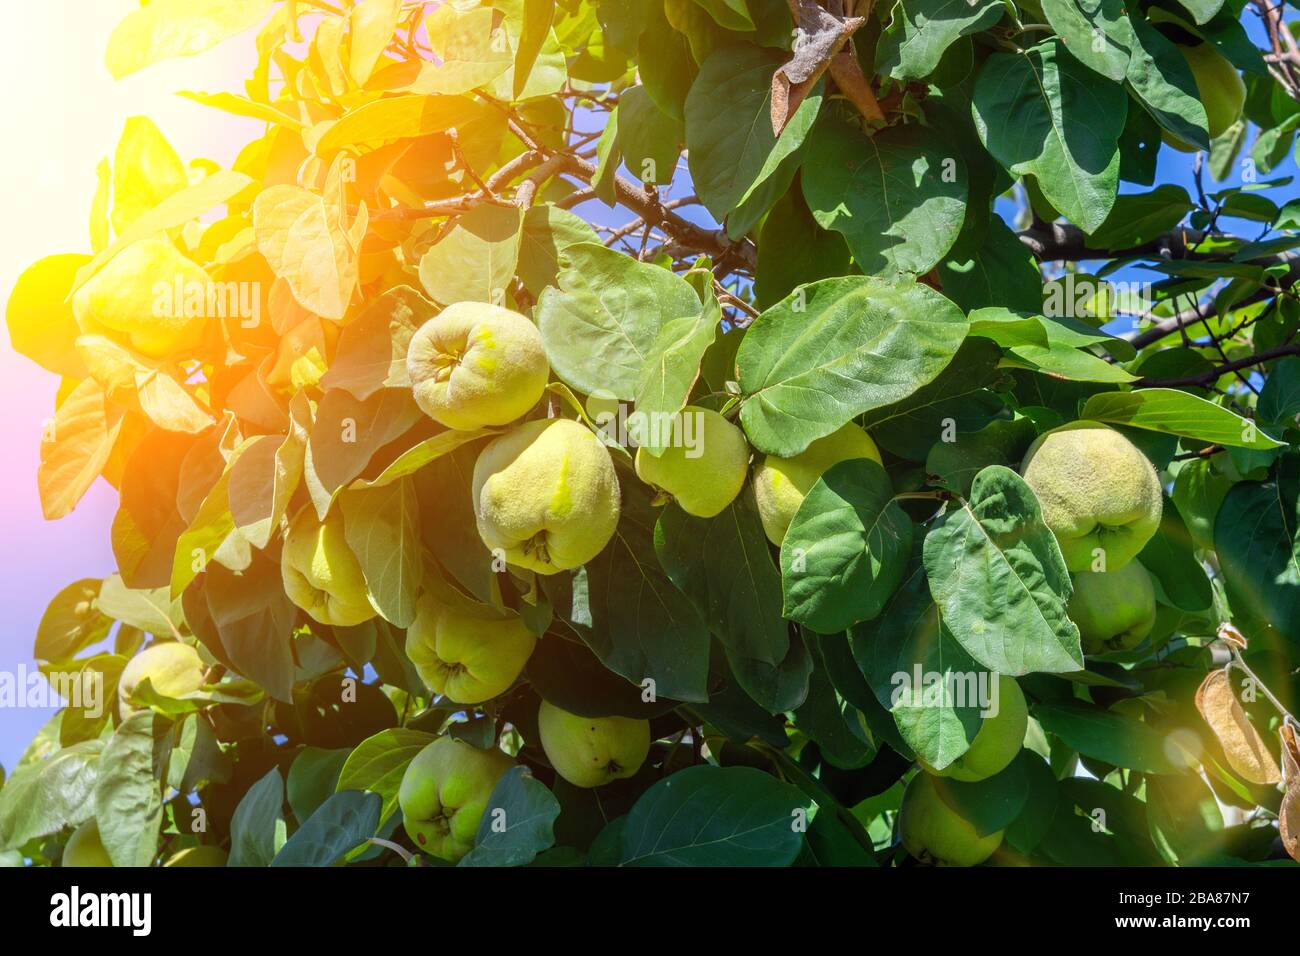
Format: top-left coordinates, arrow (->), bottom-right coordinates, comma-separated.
280,508 -> 377,627
1069,560 -> 1157,654
405,592 -> 537,704
634,406 -> 750,517
398,737 -> 513,862
63,820 -> 114,867
472,418 -> 621,574
919,675 -> 1027,782
1020,421 -> 1162,573
407,301 -> 549,430
538,700 -> 650,788
753,421 -> 882,545
899,772 -> 1003,866
119,642 -> 206,717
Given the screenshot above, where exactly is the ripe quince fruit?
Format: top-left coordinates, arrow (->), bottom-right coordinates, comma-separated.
899,772 -> 1003,866
634,406 -> 750,517
280,508 -> 378,627
1020,421 -> 1162,573
119,642 -> 206,717
753,421 -> 881,545
1069,560 -> 1157,654
407,301 -> 549,430
919,675 -> 1027,782
72,239 -> 211,358
398,737 -> 513,862
538,700 -> 650,788
405,592 -> 537,704
472,418 -> 621,574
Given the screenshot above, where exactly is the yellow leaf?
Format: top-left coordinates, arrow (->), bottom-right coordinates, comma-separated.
422,3 -> 513,94
112,117 -> 190,234
253,160 -> 367,320
1195,668 -> 1281,786
179,91 -> 306,130
76,334 -> 214,435
349,0 -> 403,86
105,0 -> 274,79
315,94 -> 481,155
72,171 -> 256,295
38,379 -> 126,520
309,14 -> 350,98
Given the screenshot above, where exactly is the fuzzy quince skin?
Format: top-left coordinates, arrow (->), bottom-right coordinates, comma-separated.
162,846 -> 228,867
119,642 -> 206,717
1020,421 -> 1162,572
405,594 -> 536,704
398,737 -> 514,862
538,700 -> 651,788
753,421 -> 881,545
919,675 -> 1028,782
472,418 -> 620,574
899,772 -> 1003,866
634,406 -> 750,517
280,508 -> 378,627
1069,560 -> 1157,654
407,302 -> 549,430
72,238 -> 211,358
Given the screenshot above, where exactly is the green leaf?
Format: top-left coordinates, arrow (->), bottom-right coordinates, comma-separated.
655,491 -> 788,666
336,728 -> 437,823
1035,703 -> 1185,774
972,41 -> 1126,233
632,303 -> 719,454
875,0 -> 1005,82
287,748 -> 351,824
932,751 -> 1032,837
93,713 -> 163,867
460,767 -> 561,867
418,203 -> 523,306
271,790 -> 380,867
571,492 -> 711,702
737,276 -> 968,457
923,466 -> 1084,676
339,479 -> 422,629
517,204 -> 600,298
320,286 -> 435,401
1138,497 -> 1213,612
1080,389 -> 1287,450
725,630 -> 813,714
754,188 -> 850,310
616,765 -> 809,866
862,337 -> 1006,461
536,242 -> 700,400
925,416 -> 1038,498
36,579 -> 111,664
0,741 -> 102,850
617,86 -> 683,185
781,460 -> 913,633
793,660 -> 877,770
1085,184 -> 1193,250
1040,0 -> 1134,83
802,115 -> 967,276
685,45 -> 821,232
228,767 -> 287,867
1126,17 -> 1209,150
1214,456 -> 1300,643
1257,356 -> 1300,427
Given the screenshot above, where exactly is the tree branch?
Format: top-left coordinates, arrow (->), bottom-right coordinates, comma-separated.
1134,343 -> 1300,387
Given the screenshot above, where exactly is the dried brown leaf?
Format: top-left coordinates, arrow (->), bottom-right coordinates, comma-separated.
772,0 -> 864,135
1195,668 -> 1281,786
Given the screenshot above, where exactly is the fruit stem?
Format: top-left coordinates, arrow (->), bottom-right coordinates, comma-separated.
1227,647 -> 1296,724
367,837 -> 415,864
